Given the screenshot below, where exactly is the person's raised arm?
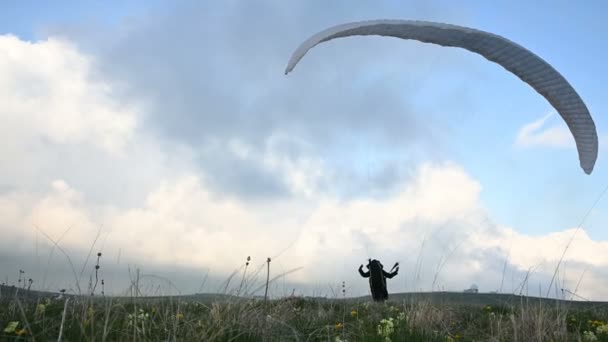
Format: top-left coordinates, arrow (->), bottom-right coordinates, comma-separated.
358,264 -> 370,278
383,264 -> 399,279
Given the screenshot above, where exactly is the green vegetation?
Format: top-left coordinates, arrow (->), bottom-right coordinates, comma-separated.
2,286 -> 608,341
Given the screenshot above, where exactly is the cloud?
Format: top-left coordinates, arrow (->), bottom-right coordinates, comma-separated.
2,3 -> 608,301
514,113 -> 575,149
44,0 -> 479,200
0,33 -> 195,207
514,114 -> 608,158
0,35 -> 139,156
3,159 -> 608,299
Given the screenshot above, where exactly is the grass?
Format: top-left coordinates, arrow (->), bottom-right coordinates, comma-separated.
3,220 -> 607,341
3,285 -> 608,341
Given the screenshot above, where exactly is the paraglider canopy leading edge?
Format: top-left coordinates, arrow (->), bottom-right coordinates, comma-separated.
284,19 -> 598,175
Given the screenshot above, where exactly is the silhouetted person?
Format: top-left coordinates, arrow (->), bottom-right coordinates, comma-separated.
358,259 -> 399,302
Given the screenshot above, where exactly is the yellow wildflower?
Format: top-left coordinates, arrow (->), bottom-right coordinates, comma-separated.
35,303 -> 46,315
597,323 -> 608,335
15,328 -> 28,336
176,313 -> 184,320
351,309 -> 357,317
335,322 -> 343,330
3,321 -> 19,334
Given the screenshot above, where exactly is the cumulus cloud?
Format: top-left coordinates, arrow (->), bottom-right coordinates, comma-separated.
2,2 -> 608,301
3,158 -> 608,299
0,35 -> 138,155
45,0 -> 480,200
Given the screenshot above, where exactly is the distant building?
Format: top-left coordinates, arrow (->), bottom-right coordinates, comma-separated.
464,284 -> 479,293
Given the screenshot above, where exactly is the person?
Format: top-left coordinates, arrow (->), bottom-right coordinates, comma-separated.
358,259 -> 399,302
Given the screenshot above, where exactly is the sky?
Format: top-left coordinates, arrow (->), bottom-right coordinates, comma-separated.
1,0 -> 608,300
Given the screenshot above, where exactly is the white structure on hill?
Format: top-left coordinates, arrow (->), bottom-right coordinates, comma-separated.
464,284 -> 479,293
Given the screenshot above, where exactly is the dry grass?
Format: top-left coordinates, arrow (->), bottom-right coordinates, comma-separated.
2,284 -> 608,341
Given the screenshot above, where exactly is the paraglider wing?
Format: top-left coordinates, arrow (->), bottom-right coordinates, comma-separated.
285,20 -> 598,174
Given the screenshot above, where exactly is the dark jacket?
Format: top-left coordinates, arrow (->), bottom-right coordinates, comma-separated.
358,259 -> 398,302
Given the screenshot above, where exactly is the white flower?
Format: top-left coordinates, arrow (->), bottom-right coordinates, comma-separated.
583,331 -> 598,342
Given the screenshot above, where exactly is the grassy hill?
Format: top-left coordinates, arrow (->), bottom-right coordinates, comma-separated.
4,284 -> 607,309
4,284 -> 608,341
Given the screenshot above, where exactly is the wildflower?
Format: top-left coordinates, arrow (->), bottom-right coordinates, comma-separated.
176,313 -> 184,320
583,331 -> 598,342
335,322 -> 343,330
3,321 -> 19,334
15,328 -> 27,336
597,323 -> 608,335
127,309 -> 149,329
350,309 -> 357,317
138,309 -> 149,320
35,303 -> 46,315
396,312 -> 406,322
447,335 -> 462,342
377,318 -> 395,341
